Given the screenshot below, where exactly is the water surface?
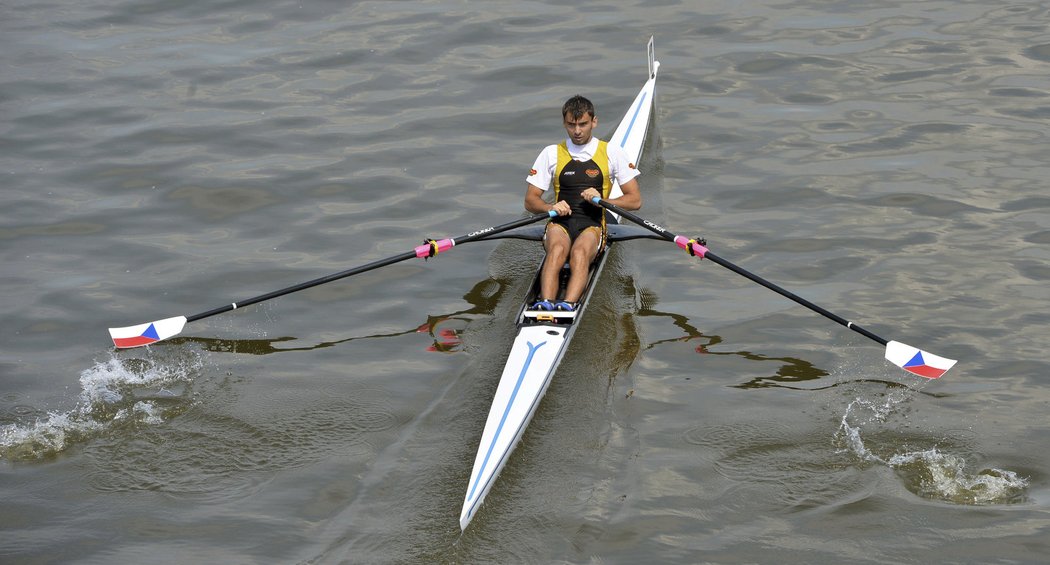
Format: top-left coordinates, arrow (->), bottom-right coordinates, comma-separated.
2,1 -> 1048,563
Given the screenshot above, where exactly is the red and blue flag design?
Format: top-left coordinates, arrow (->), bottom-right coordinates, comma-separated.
885,340 -> 956,379
109,316 -> 187,349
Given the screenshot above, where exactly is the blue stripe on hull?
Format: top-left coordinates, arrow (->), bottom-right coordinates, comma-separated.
464,340 -> 547,515
619,91 -> 648,148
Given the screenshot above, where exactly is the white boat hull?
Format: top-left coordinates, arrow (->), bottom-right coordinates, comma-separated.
459,325 -> 567,528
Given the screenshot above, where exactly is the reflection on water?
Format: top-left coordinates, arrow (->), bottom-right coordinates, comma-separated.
176,276 -> 513,354
638,284 -> 1030,513
639,296 -> 830,388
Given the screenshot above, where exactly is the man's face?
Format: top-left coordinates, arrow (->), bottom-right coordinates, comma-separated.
563,112 -> 597,145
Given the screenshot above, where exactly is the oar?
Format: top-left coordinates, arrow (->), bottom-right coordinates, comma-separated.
108,211 -> 557,349
592,197 -> 956,379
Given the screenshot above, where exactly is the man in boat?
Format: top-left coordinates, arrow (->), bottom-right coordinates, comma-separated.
524,94 -> 642,312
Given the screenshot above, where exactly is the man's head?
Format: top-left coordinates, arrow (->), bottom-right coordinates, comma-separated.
562,95 -> 597,145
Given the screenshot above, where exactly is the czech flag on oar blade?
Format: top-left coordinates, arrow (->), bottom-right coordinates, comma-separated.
885,340 -> 956,379
109,316 -> 187,349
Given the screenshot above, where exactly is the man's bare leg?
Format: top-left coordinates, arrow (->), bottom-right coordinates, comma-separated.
539,225 -> 571,301
562,229 -> 600,303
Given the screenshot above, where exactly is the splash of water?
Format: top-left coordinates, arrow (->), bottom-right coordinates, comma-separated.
834,393 -> 1028,505
1,349 -> 203,461
887,449 -> 1027,505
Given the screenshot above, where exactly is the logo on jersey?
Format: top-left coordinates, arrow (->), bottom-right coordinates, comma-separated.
529,169 -> 537,176
628,162 -> 637,169
585,168 -> 600,178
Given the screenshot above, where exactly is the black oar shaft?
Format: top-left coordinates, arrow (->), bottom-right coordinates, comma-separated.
595,198 -> 889,347
186,251 -> 417,323
701,250 -> 888,346
185,212 -> 553,324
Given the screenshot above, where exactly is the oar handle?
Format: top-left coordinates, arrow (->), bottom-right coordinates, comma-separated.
591,197 -> 889,347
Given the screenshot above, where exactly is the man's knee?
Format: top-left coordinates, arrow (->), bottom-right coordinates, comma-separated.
546,238 -> 569,257
570,241 -> 597,264
545,229 -> 569,251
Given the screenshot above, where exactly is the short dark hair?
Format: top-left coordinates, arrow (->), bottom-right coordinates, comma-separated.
562,95 -> 595,120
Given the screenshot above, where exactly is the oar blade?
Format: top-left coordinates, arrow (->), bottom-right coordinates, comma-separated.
109,316 -> 187,349
884,340 -> 956,379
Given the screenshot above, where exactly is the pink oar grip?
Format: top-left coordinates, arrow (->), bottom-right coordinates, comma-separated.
415,238 -> 455,258
673,235 -> 707,258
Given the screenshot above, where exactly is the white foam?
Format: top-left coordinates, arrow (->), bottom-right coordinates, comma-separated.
834,392 -> 1028,505
78,355 -> 194,405
0,411 -> 104,459
2,350 -> 203,460
887,448 -> 1028,505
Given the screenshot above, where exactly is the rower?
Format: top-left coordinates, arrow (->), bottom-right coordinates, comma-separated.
523,94 -> 642,312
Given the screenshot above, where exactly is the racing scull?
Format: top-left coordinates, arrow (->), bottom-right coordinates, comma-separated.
459,37 -> 660,531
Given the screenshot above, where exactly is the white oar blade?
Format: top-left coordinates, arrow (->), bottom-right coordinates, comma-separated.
109,316 -> 187,349
884,340 -> 956,379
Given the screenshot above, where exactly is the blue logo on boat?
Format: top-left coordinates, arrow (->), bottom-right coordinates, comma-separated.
466,340 -> 547,507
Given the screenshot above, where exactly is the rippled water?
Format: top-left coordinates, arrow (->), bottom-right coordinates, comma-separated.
3,1 -> 1049,563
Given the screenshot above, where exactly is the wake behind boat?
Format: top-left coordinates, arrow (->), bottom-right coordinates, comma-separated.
458,37 -> 660,531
